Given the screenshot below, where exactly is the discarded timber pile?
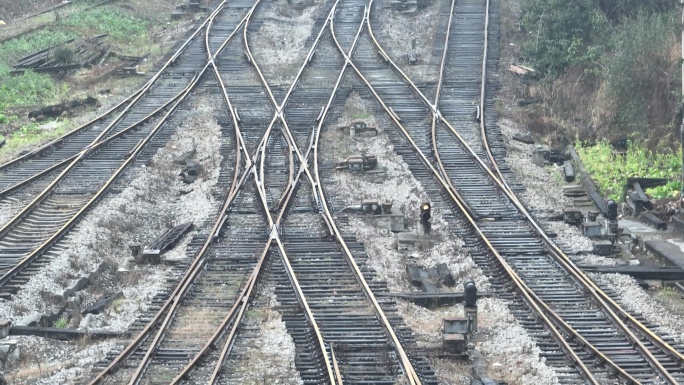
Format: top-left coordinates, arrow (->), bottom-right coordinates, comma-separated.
12,34 -> 110,74
27,96 -> 99,120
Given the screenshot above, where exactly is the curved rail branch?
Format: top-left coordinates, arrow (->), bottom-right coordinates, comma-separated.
324,7 -> 423,384
0,0 -> 236,175
337,4 -> 637,383
86,5 -> 262,383
364,1 -> 683,382
0,0 -> 260,290
473,1 -> 684,379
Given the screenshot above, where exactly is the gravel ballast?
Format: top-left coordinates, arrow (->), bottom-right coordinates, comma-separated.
321,90 -> 560,384
0,93 -> 225,383
249,0 -> 326,86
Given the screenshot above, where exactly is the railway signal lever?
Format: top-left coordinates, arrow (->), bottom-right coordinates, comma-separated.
464,279 -> 478,334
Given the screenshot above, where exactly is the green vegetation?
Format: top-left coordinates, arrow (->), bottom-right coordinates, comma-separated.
577,140 -> 682,201
61,8 -> 148,43
0,6 -> 149,116
0,29 -> 79,73
520,0 -> 680,148
1,120 -> 68,154
0,30 -> 77,113
53,316 -> 68,329
111,297 -> 124,313
520,0 -> 682,202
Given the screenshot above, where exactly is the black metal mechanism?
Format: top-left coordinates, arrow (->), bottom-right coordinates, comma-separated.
606,199 -> 618,220
140,222 -> 194,263
463,279 -> 477,307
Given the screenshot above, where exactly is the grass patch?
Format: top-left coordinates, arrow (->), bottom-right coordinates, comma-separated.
0,120 -> 68,154
350,111 -> 372,120
61,8 -> 148,44
111,297 -> 124,313
0,6 -> 150,113
0,29 -> 77,111
53,316 -> 68,329
577,140 -> 682,201
657,286 -> 679,299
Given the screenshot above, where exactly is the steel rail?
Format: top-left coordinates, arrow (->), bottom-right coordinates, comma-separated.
0,1 -> 260,291
341,46 -> 611,385
199,3 -> 352,383
334,6 -> 632,383
122,7 -> 272,384
242,1 -> 334,211
427,0 -> 475,219
129,3 -> 346,382
389,0 -> 684,380
0,84 -> 191,202
326,9 -> 423,384
0,0 -> 233,175
0,72 -> 202,289
236,2 -> 420,383
472,0 -> 684,380
86,5 -> 260,383
0,0 -> 247,280
330,343 -> 344,385
362,3 -> 660,382
87,97 -> 252,385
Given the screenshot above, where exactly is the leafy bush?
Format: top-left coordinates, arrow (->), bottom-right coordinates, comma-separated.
594,0 -> 677,22
577,140 -> 682,201
54,47 -> 75,65
521,0 -> 608,76
599,12 -> 680,142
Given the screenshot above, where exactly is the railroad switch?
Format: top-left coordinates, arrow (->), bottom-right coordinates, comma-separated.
335,154 -> 378,172
341,200 -> 406,232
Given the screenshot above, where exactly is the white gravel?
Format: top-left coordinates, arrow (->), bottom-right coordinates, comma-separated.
3,336 -> 119,385
477,298 -> 565,384
249,0 -> 326,86
233,284 -> 303,385
544,220 -> 594,252
376,0 -> 443,83
395,300 -> 470,385
499,118 -> 570,214
499,118 -> 622,269
0,93 -> 225,383
0,95 -> 223,331
0,198 -> 18,226
321,91 -> 559,383
591,273 -> 684,343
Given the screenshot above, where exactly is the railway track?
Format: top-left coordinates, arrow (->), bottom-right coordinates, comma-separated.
87,0 -> 440,383
209,0 -> 435,380
3,0 -> 682,383
0,0 -> 228,208
87,2 -> 332,383
328,0 -> 684,383
0,0 -> 257,296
